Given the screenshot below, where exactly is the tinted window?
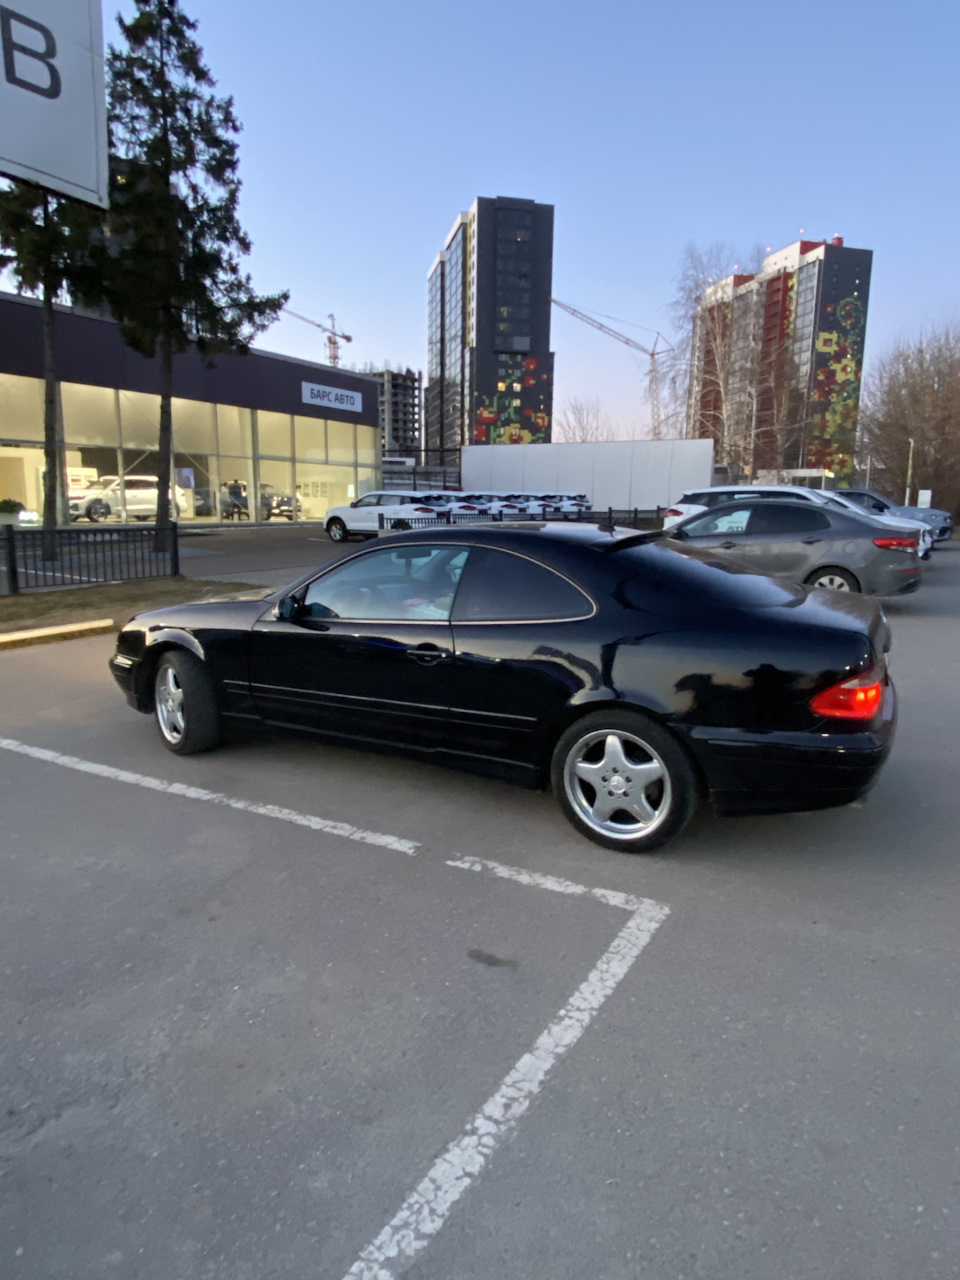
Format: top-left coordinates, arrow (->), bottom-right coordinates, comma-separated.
748,505 -> 831,535
453,548 -> 592,621
303,545 -> 469,621
354,494 -> 380,507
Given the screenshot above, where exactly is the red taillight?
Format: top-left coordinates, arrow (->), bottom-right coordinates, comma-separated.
413,506 -> 434,513
459,504 -> 477,510
810,666 -> 884,720
873,536 -> 917,552
501,503 -> 519,509
665,507 -> 684,517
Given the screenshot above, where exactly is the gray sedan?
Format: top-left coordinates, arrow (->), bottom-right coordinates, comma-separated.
668,498 -> 922,595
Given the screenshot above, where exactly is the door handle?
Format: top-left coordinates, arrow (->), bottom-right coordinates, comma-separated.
719,540 -> 739,549
406,642 -> 450,665
801,537 -> 823,545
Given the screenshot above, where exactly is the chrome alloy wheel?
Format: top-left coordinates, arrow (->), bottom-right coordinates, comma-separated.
155,664 -> 186,744
811,572 -> 852,591
563,728 -> 672,842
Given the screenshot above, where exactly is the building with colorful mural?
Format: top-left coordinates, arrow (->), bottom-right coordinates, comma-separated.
425,196 -> 555,462
687,238 -> 872,479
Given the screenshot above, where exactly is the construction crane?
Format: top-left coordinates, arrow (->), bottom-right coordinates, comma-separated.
551,298 -> 673,438
284,309 -> 353,367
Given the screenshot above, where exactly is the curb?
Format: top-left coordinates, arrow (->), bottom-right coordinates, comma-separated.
0,619 -> 116,651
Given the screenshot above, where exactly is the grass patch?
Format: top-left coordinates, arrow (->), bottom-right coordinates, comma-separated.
0,576 -> 268,634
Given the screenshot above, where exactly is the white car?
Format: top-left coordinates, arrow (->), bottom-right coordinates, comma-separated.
68,475 -> 187,523
324,491 -> 454,541
662,484 -> 934,558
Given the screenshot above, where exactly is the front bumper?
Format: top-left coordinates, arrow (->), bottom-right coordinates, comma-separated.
681,682 -> 896,816
109,651 -> 144,710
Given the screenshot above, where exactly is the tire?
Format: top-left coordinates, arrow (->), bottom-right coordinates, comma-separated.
921,549 -> 931,562
263,509 -> 272,521
804,566 -> 860,592
551,709 -> 699,853
153,650 -> 221,755
86,500 -> 106,523
327,517 -> 348,542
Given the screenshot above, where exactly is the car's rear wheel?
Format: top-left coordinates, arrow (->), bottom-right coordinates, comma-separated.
327,517 -> 347,542
804,567 -> 860,592
154,650 -> 221,755
551,710 -> 699,853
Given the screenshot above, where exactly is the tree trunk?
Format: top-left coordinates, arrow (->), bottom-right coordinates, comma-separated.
154,329 -> 174,552
41,246 -> 59,563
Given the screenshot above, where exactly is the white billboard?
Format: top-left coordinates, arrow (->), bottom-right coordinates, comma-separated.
0,0 -> 108,207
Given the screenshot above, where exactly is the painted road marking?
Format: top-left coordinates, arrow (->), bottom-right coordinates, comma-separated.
342,859 -> 669,1279
0,736 -> 419,855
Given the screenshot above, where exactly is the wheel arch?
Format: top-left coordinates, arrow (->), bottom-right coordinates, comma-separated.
538,697 -> 708,797
134,632 -> 207,711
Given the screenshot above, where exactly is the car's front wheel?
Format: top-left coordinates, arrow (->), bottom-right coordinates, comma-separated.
327,517 -> 347,542
153,650 -> 221,755
551,710 -> 699,853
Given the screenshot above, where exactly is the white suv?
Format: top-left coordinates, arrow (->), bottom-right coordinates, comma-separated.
324,491 -> 452,541
68,475 -> 186,522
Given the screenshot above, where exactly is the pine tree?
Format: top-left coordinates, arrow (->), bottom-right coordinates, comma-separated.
95,0 -> 287,544
0,185 -> 100,555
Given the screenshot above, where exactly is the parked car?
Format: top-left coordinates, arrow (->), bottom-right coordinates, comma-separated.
323,491 -> 452,541
260,484 -> 301,521
662,483 -> 934,557
110,522 -> 895,854
68,475 -> 186,522
668,498 -> 922,595
840,488 -> 954,543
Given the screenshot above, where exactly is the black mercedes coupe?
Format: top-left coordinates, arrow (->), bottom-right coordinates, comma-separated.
110,523 -> 896,853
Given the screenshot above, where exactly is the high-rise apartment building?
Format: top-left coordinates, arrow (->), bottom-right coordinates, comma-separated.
687,237 -> 872,478
366,365 -> 422,458
425,196 -> 555,461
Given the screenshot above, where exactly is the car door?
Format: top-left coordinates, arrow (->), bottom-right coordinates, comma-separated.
446,546 -> 598,769
737,504 -> 834,578
248,542 -> 470,749
345,492 -> 383,533
671,503 -> 756,567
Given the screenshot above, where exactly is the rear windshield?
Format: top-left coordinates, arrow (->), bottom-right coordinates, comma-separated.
615,540 -> 801,610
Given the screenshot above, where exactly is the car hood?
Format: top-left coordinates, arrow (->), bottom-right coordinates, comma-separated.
128,591 -> 275,632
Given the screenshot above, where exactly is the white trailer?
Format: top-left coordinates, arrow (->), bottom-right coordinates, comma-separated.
460,438 -> 714,511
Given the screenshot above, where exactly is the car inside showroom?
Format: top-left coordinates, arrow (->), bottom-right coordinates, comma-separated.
0,293 -> 381,525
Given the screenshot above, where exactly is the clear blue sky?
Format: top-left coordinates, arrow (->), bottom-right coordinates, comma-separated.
135,0 -> 959,435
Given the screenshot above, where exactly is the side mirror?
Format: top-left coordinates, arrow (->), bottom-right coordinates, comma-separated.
669,527 -> 686,541
277,595 -> 300,621
350,500 -> 359,508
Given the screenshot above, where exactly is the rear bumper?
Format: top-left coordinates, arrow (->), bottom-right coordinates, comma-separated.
680,682 -> 896,816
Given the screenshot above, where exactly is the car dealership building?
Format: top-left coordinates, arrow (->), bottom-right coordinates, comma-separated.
0,293 -> 381,524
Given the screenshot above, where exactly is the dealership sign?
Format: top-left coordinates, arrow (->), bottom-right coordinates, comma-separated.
302,381 -> 362,413
0,0 -> 108,207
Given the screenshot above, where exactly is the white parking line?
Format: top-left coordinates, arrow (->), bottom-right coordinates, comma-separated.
342,859 -> 669,1279
0,735 -> 669,1277
0,737 -> 419,855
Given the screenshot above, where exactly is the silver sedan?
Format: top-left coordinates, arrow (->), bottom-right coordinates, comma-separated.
668,498 -> 922,595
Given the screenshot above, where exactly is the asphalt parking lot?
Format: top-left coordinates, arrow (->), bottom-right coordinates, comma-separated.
1,544 -> 959,1279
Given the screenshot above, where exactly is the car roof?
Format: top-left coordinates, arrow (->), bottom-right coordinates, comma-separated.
373,520 -> 644,554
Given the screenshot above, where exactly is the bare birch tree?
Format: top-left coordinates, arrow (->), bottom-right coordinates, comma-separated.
858,328 -> 960,513
555,396 -> 614,443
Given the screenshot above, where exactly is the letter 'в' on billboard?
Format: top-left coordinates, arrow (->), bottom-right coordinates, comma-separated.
0,0 -> 108,207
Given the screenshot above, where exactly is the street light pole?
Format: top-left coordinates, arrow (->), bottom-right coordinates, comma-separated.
904,437 -> 916,506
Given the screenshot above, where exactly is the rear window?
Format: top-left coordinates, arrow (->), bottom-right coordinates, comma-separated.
616,541 -> 801,610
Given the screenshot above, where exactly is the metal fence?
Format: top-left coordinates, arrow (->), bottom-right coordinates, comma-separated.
1,524 -> 180,596
377,508 -> 662,533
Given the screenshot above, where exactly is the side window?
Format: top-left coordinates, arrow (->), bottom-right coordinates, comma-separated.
354,494 -> 380,508
683,506 -> 752,536
748,506 -> 831,535
302,545 -> 469,621
453,548 -> 592,622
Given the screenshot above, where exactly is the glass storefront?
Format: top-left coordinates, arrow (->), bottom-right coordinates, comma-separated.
0,372 -> 380,523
